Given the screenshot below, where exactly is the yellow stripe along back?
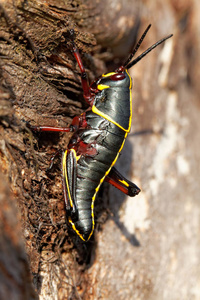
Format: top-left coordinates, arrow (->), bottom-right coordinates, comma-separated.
65,69 -> 132,241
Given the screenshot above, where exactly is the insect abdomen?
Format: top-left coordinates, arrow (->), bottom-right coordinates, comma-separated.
71,114 -> 127,240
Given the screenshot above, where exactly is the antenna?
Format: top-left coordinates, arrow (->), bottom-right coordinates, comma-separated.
120,24 -> 173,71
123,24 -> 152,68
126,33 -> 173,69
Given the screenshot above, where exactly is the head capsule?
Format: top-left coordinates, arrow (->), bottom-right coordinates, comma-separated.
90,70 -> 130,92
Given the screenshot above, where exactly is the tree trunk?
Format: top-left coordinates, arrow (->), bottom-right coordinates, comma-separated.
0,0 -> 199,299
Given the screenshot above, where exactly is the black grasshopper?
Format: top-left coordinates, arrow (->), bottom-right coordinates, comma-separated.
30,25 -> 172,241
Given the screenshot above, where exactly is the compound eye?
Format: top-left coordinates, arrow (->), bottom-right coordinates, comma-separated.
110,73 -> 126,81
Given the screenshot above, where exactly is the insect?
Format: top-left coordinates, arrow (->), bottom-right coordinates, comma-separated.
29,24 -> 172,242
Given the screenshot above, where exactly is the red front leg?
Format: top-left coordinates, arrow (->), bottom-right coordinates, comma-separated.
71,41 -> 94,106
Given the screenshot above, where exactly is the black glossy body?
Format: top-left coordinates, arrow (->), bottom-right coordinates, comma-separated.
64,70 -> 132,241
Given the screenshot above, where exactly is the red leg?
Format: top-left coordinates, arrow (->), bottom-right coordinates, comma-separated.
71,44 -> 93,106
71,113 -> 88,130
106,176 -> 129,195
29,125 -> 74,133
27,113 -> 88,133
105,167 -> 141,197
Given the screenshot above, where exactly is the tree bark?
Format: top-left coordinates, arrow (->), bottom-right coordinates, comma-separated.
0,0 -> 200,299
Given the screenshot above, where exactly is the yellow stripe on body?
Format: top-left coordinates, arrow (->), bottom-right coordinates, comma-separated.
126,70 -> 132,133
97,84 -> 110,90
86,132 -> 128,240
86,69 -> 133,241
62,150 -> 74,208
67,137 -> 128,241
68,69 -> 133,242
68,216 -> 82,238
63,149 -> 86,240
93,70 -> 132,133
92,105 -> 129,133
102,72 -> 116,77
119,179 -> 129,187
97,71 -> 114,90
63,149 -> 81,207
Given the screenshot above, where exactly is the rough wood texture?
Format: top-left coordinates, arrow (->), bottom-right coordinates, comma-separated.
0,0 -> 199,299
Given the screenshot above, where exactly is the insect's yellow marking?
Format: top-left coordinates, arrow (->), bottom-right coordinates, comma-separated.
63,150 -> 88,241
63,150 -> 73,208
93,70 -> 132,133
67,69 -> 133,242
126,70 -> 132,132
67,132 -> 128,242
68,217 -> 87,242
97,84 -> 110,90
102,72 -> 116,77
76,154 -> 81,161
85,69 -> 133,241
68,217 -> 85,240
85,131 -> 129,240
119,179 -> 129,187
63,149 -> 80,208
92,105 -> 128,132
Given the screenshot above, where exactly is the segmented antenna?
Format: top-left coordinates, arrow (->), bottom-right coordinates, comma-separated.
123,24 -> 151,68
122,24 -> 173,70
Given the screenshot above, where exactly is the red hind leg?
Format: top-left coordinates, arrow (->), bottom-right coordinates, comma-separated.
105,167 -> 141,197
